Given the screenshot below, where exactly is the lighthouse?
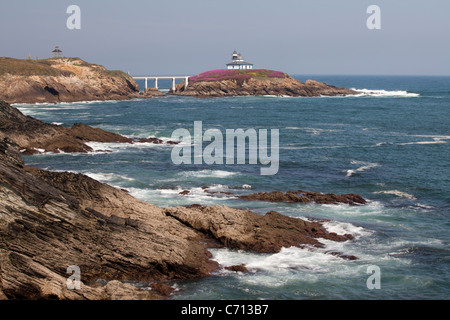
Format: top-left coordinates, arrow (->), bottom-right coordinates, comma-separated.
226,51 -> 253,70
51,46 -> 63,58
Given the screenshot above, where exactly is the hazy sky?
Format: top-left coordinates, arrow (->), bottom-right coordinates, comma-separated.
1,0 -> 449,76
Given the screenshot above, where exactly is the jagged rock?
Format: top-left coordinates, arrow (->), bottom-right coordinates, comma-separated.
164,206 -> 352,253
238,190 -> 366,205
142,88 -> 166,98
150,282 -> 175,297
0,140 -> 218,300
172,69 -> 357,97
225,265 -> 249,273
0,100 -> 177,154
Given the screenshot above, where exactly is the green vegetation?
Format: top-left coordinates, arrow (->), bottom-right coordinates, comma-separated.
0,57 -> 74,77
0,57 -> 130,80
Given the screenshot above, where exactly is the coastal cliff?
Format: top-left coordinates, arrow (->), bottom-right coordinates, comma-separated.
0,100 -> 361,300
173,69 -> 358,97
0,100 -> 177,154
0,57 -> 163,104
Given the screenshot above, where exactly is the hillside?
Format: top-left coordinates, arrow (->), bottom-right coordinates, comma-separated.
0,57 -> 143,104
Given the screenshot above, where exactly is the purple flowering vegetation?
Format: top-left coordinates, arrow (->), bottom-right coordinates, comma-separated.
189,69 -> 286,83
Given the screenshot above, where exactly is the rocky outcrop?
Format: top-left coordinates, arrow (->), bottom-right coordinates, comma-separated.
0,138 -> 217,299
238,190 -> 367,205
0,100 -> 360,300
165,206 -> 353,253
0,100 -> 176,154
0,138 -> 357,299
172,69 -> 357,97
143,88 -> 166,97
0,57 -> 143,104
185,186 -> 366,206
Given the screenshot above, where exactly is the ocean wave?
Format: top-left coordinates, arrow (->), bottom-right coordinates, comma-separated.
321,220 -> 372,239
179,169 -> 240,178
346,160 -> 379,177
84,140 -> 171,154
284,127 -> 342,135
126,186 -> 233,206
83,171 -> 135,184
373,190 -> 417,200
13,100 -> 123,107
350,88 -> 420,97
398,138 -> 448,145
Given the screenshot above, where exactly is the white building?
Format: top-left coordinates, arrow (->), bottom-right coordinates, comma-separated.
226,51 -> 253,70
51,46 -> 63,58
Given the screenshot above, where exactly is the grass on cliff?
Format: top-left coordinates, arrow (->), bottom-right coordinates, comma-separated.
0,57 -> 75,77
0,57 -> 131,80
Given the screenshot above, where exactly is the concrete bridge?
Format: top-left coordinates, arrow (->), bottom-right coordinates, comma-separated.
133,76 -> 190,91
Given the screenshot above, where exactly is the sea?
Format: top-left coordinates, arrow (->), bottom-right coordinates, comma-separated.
16,75 -> 449,300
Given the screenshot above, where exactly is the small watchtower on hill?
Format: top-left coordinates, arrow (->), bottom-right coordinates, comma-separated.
51,46 -> 63,58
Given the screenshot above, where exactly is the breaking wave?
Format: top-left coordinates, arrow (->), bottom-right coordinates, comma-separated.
351,88 -> 420,97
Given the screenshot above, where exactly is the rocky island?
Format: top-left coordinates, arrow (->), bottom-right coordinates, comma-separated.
0,57 -> 164,104
172,69 -> 358,98
0,57 -> 357,103
0,100 -> 362,300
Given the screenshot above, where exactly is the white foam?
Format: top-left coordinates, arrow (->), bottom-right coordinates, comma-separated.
346,160 -> 379,177
285,127 -> 341,135
374,190 -> 417,200
85,140 -> 169,154
83,172 -> 135,183
210,243 -> 366,287
398,138 -> 448,145
179,170 -> 240,178
351,88 -> 420,97
321,220 -> 372,239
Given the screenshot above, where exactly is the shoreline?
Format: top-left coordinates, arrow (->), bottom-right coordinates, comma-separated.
0,99 -> 365,300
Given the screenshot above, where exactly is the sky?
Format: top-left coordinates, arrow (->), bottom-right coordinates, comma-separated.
0,0 -> 449,76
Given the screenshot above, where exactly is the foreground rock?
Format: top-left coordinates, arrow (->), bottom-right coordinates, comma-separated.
238,190 -> 366,205
0,100 -> 359,300
0,100 -> 176,154
172,69 -> 358,97
0,138 -> 356,299
0,139 -> 217,299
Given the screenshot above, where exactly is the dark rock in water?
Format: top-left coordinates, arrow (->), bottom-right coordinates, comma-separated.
179,190 -> 190,195
164,207 -> 353,254
150,282 -> 175,297
69,123 -> 132,143
225,265 -> 249,273
238,190 -> 366,206
134,137 -> 163,144
142,88 -> 166,98
326,251 -> 358,261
